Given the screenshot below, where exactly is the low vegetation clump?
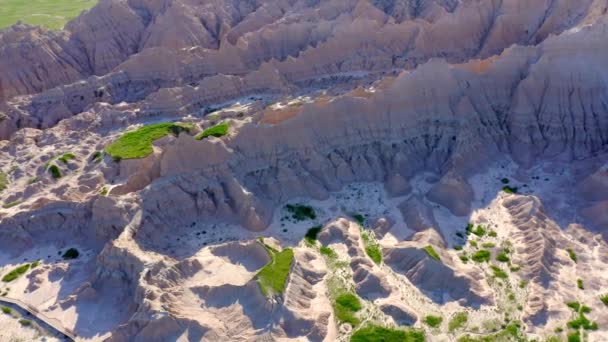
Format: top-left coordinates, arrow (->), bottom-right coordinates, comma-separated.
19,319 -> 32,326
488,230 -> 497,238
458,321 -> 522,342
351,325 -> 424,342
334,293 -> 362,326
100,187 -> 108,196
2,200 -> 21,209
566,248 -> 577,263
600,294 -> 608,306
490,265 -> 508,279
448,312 -> 468,333
62,248 -> 80,260
424,315 -> 443,328
352,213 -> 366,226
0,172 -> 7,193
1,306 -> 12,314
576,279 -> 584,290
502,186 -> 518,194
58,153 -> 76,164
2,263 -> 31,282
30,260 -> 41,269
285,204 -> 316,221
496,252 -> 510,263
465,223 -> 474,235
423,245 -> 441,262
320,246 -> 337,259
304,225 -> 322,245
361,232 -> 382,264
481,242 -> 495,248
565,301 -> 598,333
106,122 -> 193,160
195,122 -> 230,140
471,249 -> 491,263
472,225 -> 487,237
501,178 -> 510,184
48,164 -> 62,179
257,244 -> 294,296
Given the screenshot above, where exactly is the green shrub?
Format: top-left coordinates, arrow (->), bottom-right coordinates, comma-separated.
488,230 -> 497,237
481,242 -> 495,248
106,122 -> 193,159
48,164 -> 61,179
424,315 -> 443,328
509,266 -> 521,272
2,200 -> 21,209
448,312 -> 468,332
320,246 -> 337,259
459,255 -> 469,263
471,250 -> 491,263
469,240 -> 478,248
577,279 -> 584,290
195,122 -> 230,140
454,245 -> 463,251
566,301 -> 581,312
352,213 -> 366,226
472,225 -> 486,237
58,153 -> 76,164
2,264 -> 30,282
62,248 -> 79,260
566,249 -> 577,263
502,186 -> 518,194
465,223 -> 474,235
257,247 -> 294,296
361,232 -> 382,264
0,172 -> 7,193
600,294 -> 608,306
501,178 -> 510,184
18,319 -> 32,326
496,252 -> 510,263
490,265 -> 508,279
351,325 -> 424,342
305,225 -> 322,245
285,204 -> 316,221
334,293 -> 362,326
423,246 -> 441,262
1,306 -> 11,314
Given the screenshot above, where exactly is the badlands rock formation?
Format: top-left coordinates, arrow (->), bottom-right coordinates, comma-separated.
1,0 -> 608,341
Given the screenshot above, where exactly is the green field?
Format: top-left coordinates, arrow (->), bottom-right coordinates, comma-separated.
0,0 -> 97,30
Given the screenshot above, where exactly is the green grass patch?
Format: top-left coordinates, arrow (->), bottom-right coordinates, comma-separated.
448,312 -> 468,333
0,172 -> 7,193
58,153 -> 76,164
62,248 -> 79,260
19,319 -> 32,326
304,225 -> 322,245
1,306 -> 11,314
30,260 -> 41,269
320,246 -> 337,259
2,263 -> 30,282
496,252 -> 510,263
0,0 -> 97,30
488,230 -> 497,238
2,200 -> 21,209
481,242 -> 495,248
285,204 -> 316,221
361,231 -> 382,264
423,245 -> 441,262
423,315 -> 443,328
106,122 -> 193,160
257,246 -> 294,296
195,122 -> 230,140
351,325 -> 424,342
471,249 -> 491,263
48,164 -> 62,179
566,248 -> 577,263
567,331 -> 581,342
334,293 -> 362,326
566,300 -> 598,331
490,265 -> 508,279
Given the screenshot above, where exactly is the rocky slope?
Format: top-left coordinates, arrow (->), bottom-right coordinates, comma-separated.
0,0 -> 608,341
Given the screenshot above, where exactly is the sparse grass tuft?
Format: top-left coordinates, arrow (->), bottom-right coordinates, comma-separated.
334,293 -> 362,326
195,122 -> 230,140
19,319 -> 32,326
448,312 -> 468,333
502,186 -> 518,194
472,225 -> 487,237
106,122 -> 193,160
423,245 -> 441,262
566,248 -> 577,263
0,172 -> 7,193
100,187 -> 108,196
62,248 -> 79,260
490,265 -> 508,279
576,279 -> 584,290
91,151 -> 103,163
351,325 -> 425,342
496,252 -> 510,263
361,231 -> 382,264
424,315 -> 443,328
257,246 -> 294,296
2,200 -> 21,209
600,294 -> 608,306
488,230 -> 497,238
285,204 -> 316,221
58,153 -> 76,164
1,306 -> 12,314
471,250 -> 491,263
2,263 -> 30,282
30,260 -> 40,269
320,246 -> 337,259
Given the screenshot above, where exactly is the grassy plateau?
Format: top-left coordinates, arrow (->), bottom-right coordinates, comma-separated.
0,0 -> 97,30
106,122 -> 193,160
